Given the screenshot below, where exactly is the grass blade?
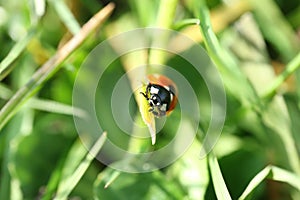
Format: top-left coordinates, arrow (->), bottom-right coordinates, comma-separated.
239,165 -> 300,200
155,0 -> 178,28
271,166 -> 300,190
0,109 -> 34,200
103,170 -> 121,189
248,0 -> 300,61
40,157 -> 65,200
27,98 -> 87,118
238,166 -> 270,200
263,52 -> 300,100
173,18 -> 200,30
262,96 -> 300,175
148,0 -> 178,65
208,154 -> 232,200
0,56 -> 35,200
0,3 -> 115,131
0,29 -> 36,81
0,85 -> 86,117
47,0 -> 81,35
54,132 -> 107,200
194,0 -> 259,107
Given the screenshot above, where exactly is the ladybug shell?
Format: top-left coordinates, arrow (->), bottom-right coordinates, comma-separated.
147,74 -> 178,115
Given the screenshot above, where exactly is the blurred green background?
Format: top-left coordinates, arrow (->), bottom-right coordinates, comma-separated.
0,0 -> 300,199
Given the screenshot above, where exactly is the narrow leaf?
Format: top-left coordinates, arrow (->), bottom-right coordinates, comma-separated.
54,132 -> 107,200
0,29 -> 36,81
208,154 -> 232,200
47,0 -> 81,35
239,165 -> 300,200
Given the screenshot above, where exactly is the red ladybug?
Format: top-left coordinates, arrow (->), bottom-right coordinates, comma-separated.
141,74 -> 178,117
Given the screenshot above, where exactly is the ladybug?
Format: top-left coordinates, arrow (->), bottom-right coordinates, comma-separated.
141,74 -> 178,117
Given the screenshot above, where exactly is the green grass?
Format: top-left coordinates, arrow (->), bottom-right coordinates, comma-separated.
0,0 -> 300,199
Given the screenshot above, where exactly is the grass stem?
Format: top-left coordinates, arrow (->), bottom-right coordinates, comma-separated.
263,52 -> 300,100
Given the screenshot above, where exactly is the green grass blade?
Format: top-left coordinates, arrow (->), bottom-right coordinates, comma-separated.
27,98 -> 86,118
239,165 -> 300,200
103,170 -> 121,189
263,52 -> 300,100
173,18 -> 200,30
249,0 -> 300,61
208,154 -> 232,200
0,29 -> 36,81
0,55 -> 35,200
0,109 -> 34,200
250,0 -> 300,108
194,0 -> 259,107
262,97 -> 300,175
0,3 -> 115,131
54,132 -> 107,200
130,0 -> 159,26
148,0 -> 178,65
40,157 -> 65,200
47,0 -> 81,35
238,166 -> 270,200
271,166 -> 300,190
155,0 -> 178,28
0,85 -> 86,117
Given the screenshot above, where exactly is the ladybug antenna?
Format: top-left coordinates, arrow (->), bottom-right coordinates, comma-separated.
140,92 -> 149,100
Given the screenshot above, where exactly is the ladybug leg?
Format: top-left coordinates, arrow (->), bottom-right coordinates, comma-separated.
148,107 -> 154,112
140,92 -> 149,100
148,107 -> 160,117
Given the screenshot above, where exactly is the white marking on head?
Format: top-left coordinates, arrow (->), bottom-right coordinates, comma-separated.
150,87 -> 159,94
